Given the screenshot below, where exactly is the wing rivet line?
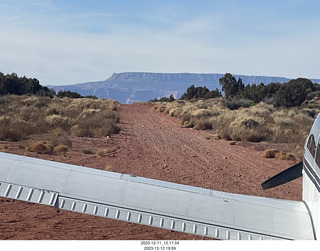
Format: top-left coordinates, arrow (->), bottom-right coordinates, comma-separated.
182,222 -> 186,232
160,218 -> 164,227
49,193 -> 56,206
60,199 -> 65,208
15,186 -> 23,199
104,208 -> 109,217
137,214 -> 142,223
37,190 -> 44,203
115,210 -> 120,219
4,184 -> 12,197
226,230 -> 230,240
71,202 -> 76,211
204,226 -> 208,236
193,224 -> 197,234
171,220 -> 175,230
215,229 -> 219,238
47,196 -> 282,240
27,188 -> 34,201
93,206 -> 98,215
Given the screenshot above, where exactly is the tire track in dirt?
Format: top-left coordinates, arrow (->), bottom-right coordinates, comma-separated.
109,103 -> 301,199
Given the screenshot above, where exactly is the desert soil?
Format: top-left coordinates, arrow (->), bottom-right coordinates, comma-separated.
0,103 -> 302,240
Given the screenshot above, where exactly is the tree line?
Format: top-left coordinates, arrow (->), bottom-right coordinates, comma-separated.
219,73 -> 319,107
0,72 -> 96,99
0,72 -> 54,96
152,85 -> 222,102
155,73 -> 319,108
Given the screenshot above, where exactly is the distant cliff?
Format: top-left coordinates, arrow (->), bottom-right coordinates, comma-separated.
49,72 -> 319,104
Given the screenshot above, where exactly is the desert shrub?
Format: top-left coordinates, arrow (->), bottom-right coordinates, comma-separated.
0,95 -> 119,140
229,127 -> 269,142
275,151 -> 296,161
104,164 -> 113,171
51,127 -> 66,135
0,145 -> 9,152
54,144 -> 69,154
273,116 -> 293,126
191,108 -> 220,118
263,149 -> 279,158
82,149 -> 95,154
96,149 -> 108,156
71,116 -> 119,137
248,102 -> 274,116
0,96 -> 10,105
153,98 -> 319,145
180,114 -> 193,128
26,141 -> 54,154
222,98 -> 253,110
193,117 -> 213,130
0,116 -> 12,139
3,129 -> 26,142
301,108 -> 317,118
0,116 -> 30,141
45,114 -> 70,131
263,149 -> 296,161
229,117 -> 262,129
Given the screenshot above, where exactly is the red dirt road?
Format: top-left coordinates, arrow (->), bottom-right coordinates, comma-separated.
0,103 -> 301,240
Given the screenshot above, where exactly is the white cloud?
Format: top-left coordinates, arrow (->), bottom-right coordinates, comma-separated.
1,0 -> 320,86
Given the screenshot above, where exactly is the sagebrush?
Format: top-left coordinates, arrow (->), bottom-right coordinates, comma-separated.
0,95 -> 120,141
151,98 -> 319,147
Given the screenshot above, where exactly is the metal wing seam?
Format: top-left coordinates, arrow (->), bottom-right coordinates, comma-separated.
0,181 -> 58,207
56,195 -> 286,240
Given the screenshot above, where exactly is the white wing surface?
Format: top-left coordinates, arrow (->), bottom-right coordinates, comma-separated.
0,152 -> 315,240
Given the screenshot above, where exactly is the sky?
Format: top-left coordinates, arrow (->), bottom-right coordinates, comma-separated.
1,0 -> 320,86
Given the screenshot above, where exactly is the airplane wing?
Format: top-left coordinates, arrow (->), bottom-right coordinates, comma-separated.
0,152 -> 315,240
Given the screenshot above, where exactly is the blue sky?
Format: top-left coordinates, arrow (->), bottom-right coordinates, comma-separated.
1,0 -> 320,85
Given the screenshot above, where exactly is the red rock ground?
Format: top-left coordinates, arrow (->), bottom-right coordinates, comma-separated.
0,103 -> 302,240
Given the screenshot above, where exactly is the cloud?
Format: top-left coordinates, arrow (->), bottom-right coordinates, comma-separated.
1,0 -> 320,86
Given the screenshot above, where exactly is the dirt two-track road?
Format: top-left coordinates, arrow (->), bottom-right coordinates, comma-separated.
0,103 -> 301,240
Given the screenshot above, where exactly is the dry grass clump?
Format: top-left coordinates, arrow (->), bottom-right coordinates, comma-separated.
0,145 -> 9,152
104,164 -> 113,171
26,138 -> 71,155
96,149 -> 108,156
263,149 -> 279,158
26,141 -> 54,154
263,149 -> 296,161
0,95 -> 120,141
53,144 -> 69,155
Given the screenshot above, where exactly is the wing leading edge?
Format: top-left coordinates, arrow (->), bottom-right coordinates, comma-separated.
0,152 -> 315,240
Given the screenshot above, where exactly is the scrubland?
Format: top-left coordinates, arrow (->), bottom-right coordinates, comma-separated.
152,98 -> 319,149
0,95 -> 119,153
